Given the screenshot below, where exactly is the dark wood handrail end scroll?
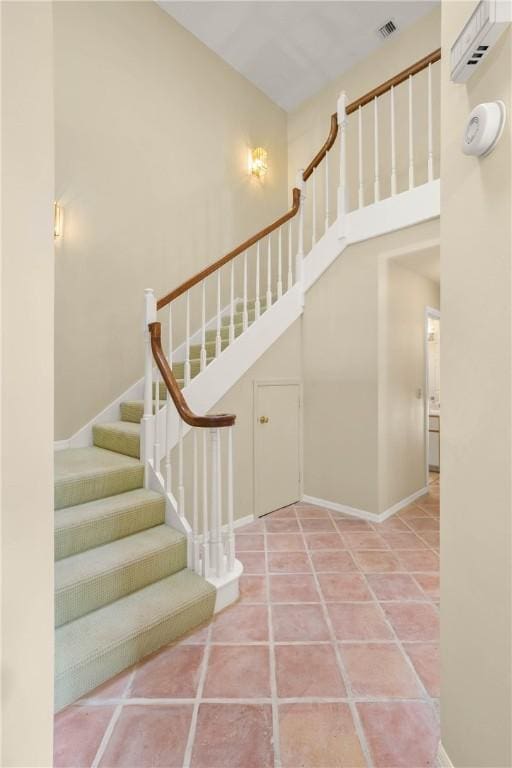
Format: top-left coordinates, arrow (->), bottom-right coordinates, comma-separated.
149,322 -> 236,428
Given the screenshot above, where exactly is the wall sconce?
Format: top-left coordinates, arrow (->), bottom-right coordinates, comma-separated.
249,147 -> 268,178
54,202 -> 63,239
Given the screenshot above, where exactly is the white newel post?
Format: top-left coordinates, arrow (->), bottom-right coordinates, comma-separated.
295,169 -> 305,305
227,426 -> 235,572
337,91 -> 348,239
142,288 -> 157,485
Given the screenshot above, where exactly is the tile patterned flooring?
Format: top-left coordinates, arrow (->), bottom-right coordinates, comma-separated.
54,477 -> 440,767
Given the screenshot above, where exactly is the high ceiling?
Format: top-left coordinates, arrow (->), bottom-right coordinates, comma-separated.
158,1 -> 438,111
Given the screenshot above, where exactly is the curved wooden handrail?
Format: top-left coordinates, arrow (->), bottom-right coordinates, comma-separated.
149,322 -> 236,427
302,113 -> 339,182
157,187 -> 301,311
346,48 -> 441,115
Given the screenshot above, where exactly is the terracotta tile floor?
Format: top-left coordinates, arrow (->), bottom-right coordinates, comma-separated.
54,478 -> 440,767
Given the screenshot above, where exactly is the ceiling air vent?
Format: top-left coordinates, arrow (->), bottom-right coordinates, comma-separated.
377,19 -> 398,40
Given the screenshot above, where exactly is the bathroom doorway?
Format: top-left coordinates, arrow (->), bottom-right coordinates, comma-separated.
425,307 -> 440,485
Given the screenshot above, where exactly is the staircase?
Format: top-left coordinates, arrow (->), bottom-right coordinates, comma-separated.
55,49 -> 441,711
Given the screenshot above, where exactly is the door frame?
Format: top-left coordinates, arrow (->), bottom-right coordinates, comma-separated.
252,379 -> 303,518
424,306 -> 441,486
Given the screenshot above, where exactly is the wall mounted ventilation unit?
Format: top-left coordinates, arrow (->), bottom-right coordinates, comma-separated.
377,19 -> 398,40
451,0 -> 511,83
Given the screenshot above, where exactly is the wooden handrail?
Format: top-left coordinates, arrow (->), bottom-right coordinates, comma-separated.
346,48 -> 441,115
149,322 -> 236,427
302,113 -> 338,182
157,187 -> 301,311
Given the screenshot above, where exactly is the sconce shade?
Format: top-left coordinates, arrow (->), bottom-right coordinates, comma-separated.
250,147 -> 268,178
54,202 -> 63,239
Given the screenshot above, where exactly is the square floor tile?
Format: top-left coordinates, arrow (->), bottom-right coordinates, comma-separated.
353,550 -> 401,573
99,705 -> 192,768
300,518 -> 336,532
180,623 -> 210,645
357,701 -> 439,768
265,518 -> 301,533
317,573 -> 373,602
275,644 -> 346,698
417,530 -> 440,548
405,517 -> 439,532
237,551 -> 266,574
269,574 -> 320,603
239,575 -> 267,603
279,703 -> 365,768
396,551 -> 439,573
54,706 -> 114,768
398,504 -> 429,519
203,645 -> 271,698
212,604 -> 269,643
414,573 -> 440,599
379,531 -> 428,549
272,604 -> 330,641
304,532 -> 346,550
266,533 -> 305,551
328,603 -> 393,641
310,550 -> 358,573
340,643 -> 422,698
366,573 -> 425,601
372,517 -> 409,532
343,531 -> 390,550
131,645 -> 204,698
269,506 -> 297,519
191,703 -> 273,768
403,643 -> 440,697
334,518 -> 373,531
383,603 -> 439,641
236,533 -> 265,551
296,506 -> 332,518
268,551 -> 311,573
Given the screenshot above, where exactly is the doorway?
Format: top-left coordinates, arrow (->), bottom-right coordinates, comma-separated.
425,307 -> 441,484
254,381 -> 301,517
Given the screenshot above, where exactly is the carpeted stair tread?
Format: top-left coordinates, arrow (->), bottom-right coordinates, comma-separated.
55,488 -> 165,560
55,568 -> 215,711
93,421 -> 141,459
55,447 -> 144,510
55,524 -> 186,627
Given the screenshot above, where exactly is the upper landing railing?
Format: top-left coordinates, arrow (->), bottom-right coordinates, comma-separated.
142,49 -> 441,583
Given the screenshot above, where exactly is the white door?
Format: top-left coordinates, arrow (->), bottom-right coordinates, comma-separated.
254,382 -> 301,518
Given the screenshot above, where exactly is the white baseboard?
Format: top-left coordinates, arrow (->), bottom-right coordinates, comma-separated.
437,743 -> 454,768
233,514 -> 254,530
302,486 -> 428,523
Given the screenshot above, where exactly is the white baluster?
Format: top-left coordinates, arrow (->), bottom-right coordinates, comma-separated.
200,281 -> 206,372
337,91 -> 348,238
312,168 -> 317,244
390,85 -> 397,196
358,106 -> 364,208
296,170 -> 305,297
168,303 -> 173,367
277,227 -> 283,299
142,289 -> 157,479
266,235 -> 272,309
227,426 -> 235,572
408,74 -> 414,189
184,290 -> 191,386
255,242 -> 261,320
324,151 -> 329,233
178,418 -> 185,517
287,220 -> 293,290
165,392 -> 172,492
427,63 -> 433,182
216,427 -> 224,577
201,430 -> 209,577
153,369 -> 160,469
374,97 -> 380,203
215,270 -> 221,357
242,251 -> 248,331
193,429 -> 200,574
209,427 -> 223,577
229,260 -> 235,345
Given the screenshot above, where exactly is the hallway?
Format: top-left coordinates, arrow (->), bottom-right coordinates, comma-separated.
54,484 -> 440,767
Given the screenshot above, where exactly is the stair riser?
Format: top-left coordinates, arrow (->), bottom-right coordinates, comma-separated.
54,465 -> 144,511
55,586 -> 215,711
55,497 -> 165,560
55,539 -> 187,627
93,425 -> 140,459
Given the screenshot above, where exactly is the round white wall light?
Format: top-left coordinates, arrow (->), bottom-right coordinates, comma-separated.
462,100 -> 506,157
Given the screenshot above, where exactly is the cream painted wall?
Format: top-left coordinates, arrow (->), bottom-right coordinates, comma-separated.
302,218 -> 439,515
54,0 -> 288,440
287,7 -> 441,220
1,2 -> 54,765
440,2 -> 512,766
379,259 -> 439,512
